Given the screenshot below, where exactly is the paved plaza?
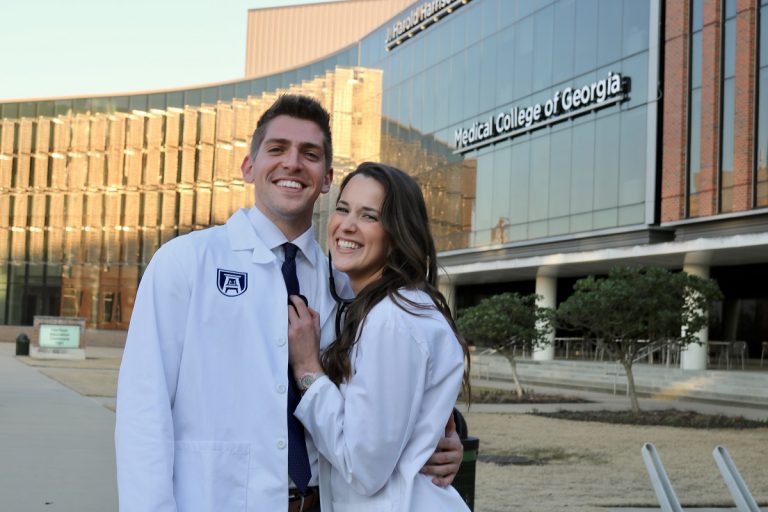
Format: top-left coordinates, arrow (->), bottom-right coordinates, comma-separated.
1,342 -> 765,511
0,343 -> 117,511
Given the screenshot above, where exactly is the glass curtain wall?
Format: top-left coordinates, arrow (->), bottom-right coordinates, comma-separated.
0,47 -> 359,121
360,0 -> 653,250
0,0 -> 663,325
0,66 -> 381,328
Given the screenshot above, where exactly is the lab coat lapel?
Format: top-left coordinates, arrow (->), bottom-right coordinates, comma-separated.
224,209 -> 274,264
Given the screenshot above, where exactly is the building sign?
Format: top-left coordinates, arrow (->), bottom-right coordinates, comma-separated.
454,72 -> 630,154
386,0 -> 472,51
38,324 -> 81,349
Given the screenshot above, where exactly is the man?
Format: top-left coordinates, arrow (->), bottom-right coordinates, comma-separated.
115,95 -> 462,511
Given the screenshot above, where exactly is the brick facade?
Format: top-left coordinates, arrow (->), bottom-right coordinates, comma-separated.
661,0 -> 690,222
662,0 -> 759,222
732,0 -> 758,212
696,0 -> 723,217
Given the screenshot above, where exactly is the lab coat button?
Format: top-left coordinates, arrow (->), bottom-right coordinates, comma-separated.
277,337 -> 286,346
277,383 -> 287,393
277,439 -> 287,449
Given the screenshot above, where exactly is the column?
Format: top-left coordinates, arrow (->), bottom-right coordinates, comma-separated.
533,272 -> 556,361
680,263 -> 710,370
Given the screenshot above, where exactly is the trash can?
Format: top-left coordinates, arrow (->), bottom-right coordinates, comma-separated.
454,436 -> 479,511
15,333 -> 30,356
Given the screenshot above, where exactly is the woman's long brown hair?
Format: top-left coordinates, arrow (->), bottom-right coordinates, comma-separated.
321,162 -> 471,402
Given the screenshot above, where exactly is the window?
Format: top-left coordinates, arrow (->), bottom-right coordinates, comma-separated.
756,0 -> 768,206
103,292 -> 114,323
687,0 -> 704,216
720,0 -> 736,212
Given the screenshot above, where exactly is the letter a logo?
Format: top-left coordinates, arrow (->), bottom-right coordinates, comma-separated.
217,269 -> 248,297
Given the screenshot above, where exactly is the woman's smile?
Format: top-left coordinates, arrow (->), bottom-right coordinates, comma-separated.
328,175 -> 391,293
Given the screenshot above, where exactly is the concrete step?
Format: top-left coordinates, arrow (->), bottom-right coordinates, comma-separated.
471,354 -> 768,407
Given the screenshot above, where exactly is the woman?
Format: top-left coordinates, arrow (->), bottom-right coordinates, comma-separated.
287,162 -> 471,511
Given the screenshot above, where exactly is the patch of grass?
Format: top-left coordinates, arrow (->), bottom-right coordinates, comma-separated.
532,408 -> 768,429
520,447 -> 609,465
478,453 -> 540,466
461,386 -> 590,404
479,447 -> 609,466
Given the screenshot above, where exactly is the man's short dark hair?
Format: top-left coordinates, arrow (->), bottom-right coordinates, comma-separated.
249,94 -> 333,170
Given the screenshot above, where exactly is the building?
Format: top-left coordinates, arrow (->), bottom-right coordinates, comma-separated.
0,0 -> 766,371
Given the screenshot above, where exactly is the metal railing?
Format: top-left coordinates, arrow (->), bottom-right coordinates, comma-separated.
642,442 -> 762,512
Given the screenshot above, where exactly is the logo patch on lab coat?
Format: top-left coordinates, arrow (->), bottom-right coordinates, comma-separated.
217,269 -> 248,296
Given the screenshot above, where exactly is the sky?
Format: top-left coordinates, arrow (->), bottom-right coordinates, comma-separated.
0,0 -> 338,101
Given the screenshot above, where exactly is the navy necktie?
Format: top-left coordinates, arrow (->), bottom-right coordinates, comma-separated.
282,243 -> 311,494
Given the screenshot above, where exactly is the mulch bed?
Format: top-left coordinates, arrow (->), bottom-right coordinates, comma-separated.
464,387 -> 768,428
464,387 -> 590,404
532,408 -> 768,429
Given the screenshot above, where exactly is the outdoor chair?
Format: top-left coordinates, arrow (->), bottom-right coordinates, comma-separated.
593,339 -> 607,361
730,341 -> 747,370
663,341 -> 680,367
711,341 -> 732,369
555,337 -> 584,360
572,338 -> 589,359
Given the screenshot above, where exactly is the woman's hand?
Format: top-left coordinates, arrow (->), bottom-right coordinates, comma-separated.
287,295 -> 323,378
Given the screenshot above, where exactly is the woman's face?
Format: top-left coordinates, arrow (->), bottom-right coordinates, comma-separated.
328,174 -> 391,293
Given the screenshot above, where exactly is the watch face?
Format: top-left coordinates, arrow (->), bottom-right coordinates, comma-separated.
300,373 -> 317,390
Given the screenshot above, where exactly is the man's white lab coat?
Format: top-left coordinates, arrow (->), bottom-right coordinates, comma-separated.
115,209 -> 342,511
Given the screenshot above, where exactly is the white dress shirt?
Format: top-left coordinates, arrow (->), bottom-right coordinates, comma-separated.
246,207 -> 322,311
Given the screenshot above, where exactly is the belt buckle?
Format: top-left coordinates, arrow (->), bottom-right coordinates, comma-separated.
289,490 -> 306,512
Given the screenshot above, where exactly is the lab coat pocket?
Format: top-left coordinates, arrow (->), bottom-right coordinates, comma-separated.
174,440 -> 250,512
331,497 -> 396,512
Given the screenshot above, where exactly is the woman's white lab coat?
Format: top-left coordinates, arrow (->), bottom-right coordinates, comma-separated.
294,289 -> 469,512
115,209 -> 341,511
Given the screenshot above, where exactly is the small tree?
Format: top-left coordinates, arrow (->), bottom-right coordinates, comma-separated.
456,292 -> 553,397
556,266 -> 722,412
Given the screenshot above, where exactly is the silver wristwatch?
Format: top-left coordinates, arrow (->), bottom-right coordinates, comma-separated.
297,372 -> 324,393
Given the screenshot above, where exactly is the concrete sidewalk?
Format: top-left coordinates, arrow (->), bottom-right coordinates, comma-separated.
1,340 -> 764,512
0,343 -> 117,512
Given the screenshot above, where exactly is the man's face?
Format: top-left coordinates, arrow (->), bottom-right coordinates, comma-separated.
241,115 -> 333,236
